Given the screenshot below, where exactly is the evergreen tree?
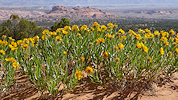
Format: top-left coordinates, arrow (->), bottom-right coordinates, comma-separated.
0,14 -> 43,40
50,18 -> 71,31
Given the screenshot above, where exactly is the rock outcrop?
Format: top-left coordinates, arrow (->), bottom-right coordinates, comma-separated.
0,6 -> 118,22
45,5 -> 116,19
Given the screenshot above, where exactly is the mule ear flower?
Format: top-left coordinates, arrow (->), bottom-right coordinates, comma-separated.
115,58 -> 120,62
0,50 -> 5,55
13,62 -> 19,69
22,44 -> 28,50
75,70 -> 83,80
81,56 -> 85,61
85,66 -> 93,74
142,45 -> 148,53
102,51 -> 108,58
118,43 -> 124,49
148,57 -> 152,63
55,36 -> 63,42
136,42 -> 142,48
63,51 -> 67,55
160,48 -> 164,55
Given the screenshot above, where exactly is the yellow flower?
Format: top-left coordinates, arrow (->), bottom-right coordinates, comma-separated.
97,27 -> 101,32
80,25 -> 88,31
107,29 -> 111,33
8,37 -> 12,40
145,28 -> 150,33
63,26 -> 71,31
17,40 -> 23,45
98,38 -> 105,43
115,58 -> 120,62
85,66 -> 93,74
160,48 -> 164,55
149,33 -> 154,38
93,22 -> 100,28
11,41 -> 17,47
119,29 -> 125,34
154,30 -> 160,36
13,62 -> 19,69
105,34 -> 112,38
75,70 -> 82,80
5,57 -> 16,62
121,36 -> 127,40
132,32 -> 137,36
175,38 -> 178,43
169,51 -> 173,57
136,34 -> 142,40
55,36 -> 63,42
63,51 -> 67,55
102,51 -> 108,58
42,29 -> 49,34
138,29 -> 145,33
164,40 -> 169,46
89,42 -> 93,45
95,39 -> 100,44
11,47 -> 18,51
56,28 -> 62,33
33,65 -> 36,68
166,32 -> 169,37
142,45 -> 148,53
2,35 -> 7,39
23,38 -> 29,43
114,23 -> 118,28
79,36 -> 83,39
72,25 -> 79,31
175,48 -> 178,53
33,36 -> 39,42
9,44 -> 18,51
169,37 -> 174,41
140,42 -> 144,47
107,23 -> 114,29
0,40 -> 2,45
9,44 -> 13,49
0,50 -> 5,55
161,32 -> 167,37
111,34 -> 115,38
62,30 -> 68,35
170,29 -> 175,35
22,44 -> 28,50
2,40 -> 8,45
160,36 -> 167,41
113,45 -> 118,50
101,25 -> 107,30
49,32 -> 57,36
138,29 -> 141,33
148,57 -> 152,63
77,33 -> 81,37
144,34 -> 150,39
136,41 -> 142,48
128,29 -> 134,34
81,56 -> 85,61
42,35 -> 47,40
118,43 -> 124,49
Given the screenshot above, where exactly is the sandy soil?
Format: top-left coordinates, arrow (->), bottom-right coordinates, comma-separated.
1,72 -> 178,100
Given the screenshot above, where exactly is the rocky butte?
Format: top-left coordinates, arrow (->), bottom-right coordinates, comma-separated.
0,6 -> 118,22
47,5 -> 116,18
32,5 -> 118,22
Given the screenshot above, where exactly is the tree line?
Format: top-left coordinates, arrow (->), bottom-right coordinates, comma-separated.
1,15 -> 178,40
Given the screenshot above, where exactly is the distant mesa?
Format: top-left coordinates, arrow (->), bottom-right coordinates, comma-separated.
0,5 -> 118,22
46,5 -> 116,19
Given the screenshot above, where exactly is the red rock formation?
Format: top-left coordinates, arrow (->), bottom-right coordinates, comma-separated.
47,5 -> 116,19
